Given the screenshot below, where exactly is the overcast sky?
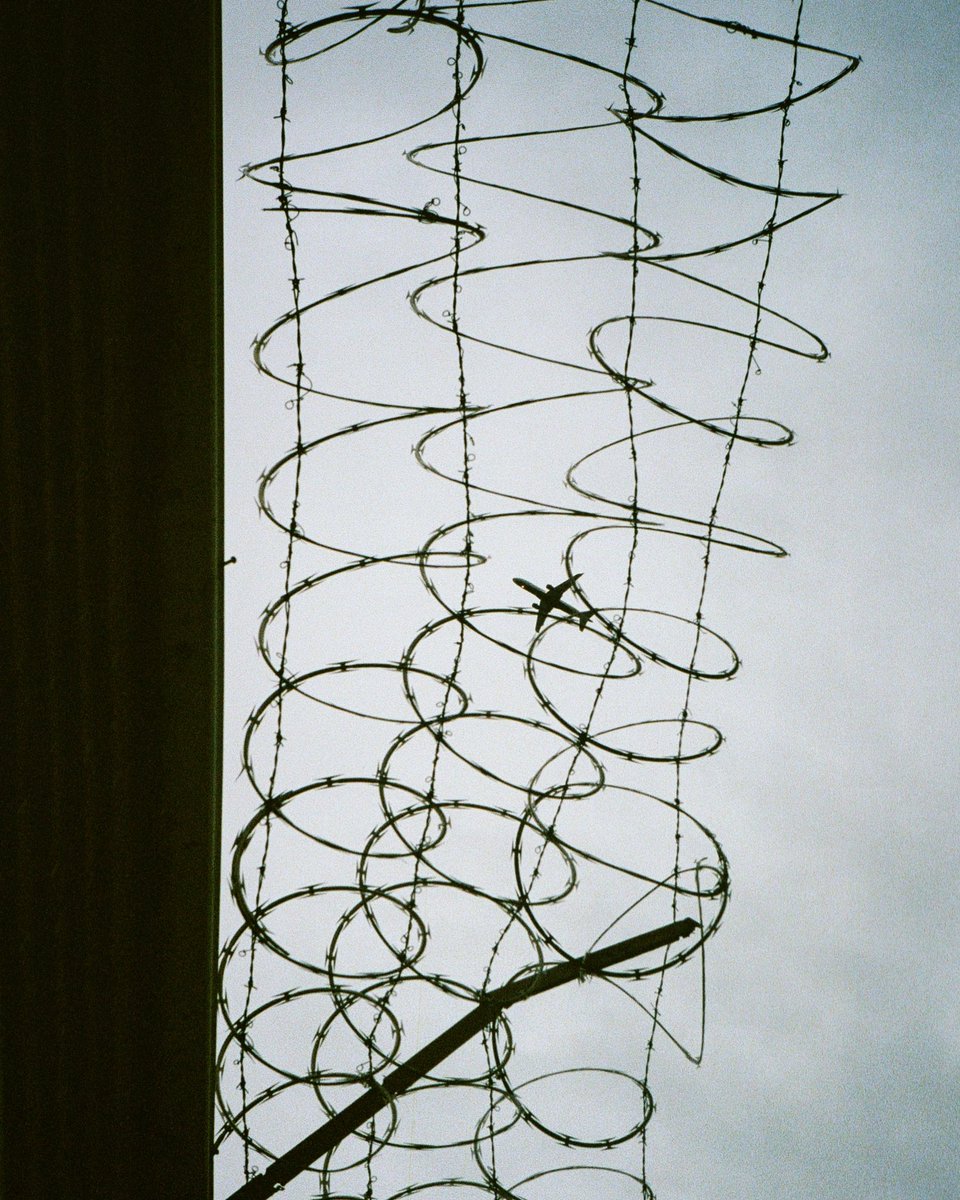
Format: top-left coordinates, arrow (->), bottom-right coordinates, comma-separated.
220,3 -> 960,1198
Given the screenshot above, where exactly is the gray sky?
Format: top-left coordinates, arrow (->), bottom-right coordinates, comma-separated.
221,3 -> 960,1197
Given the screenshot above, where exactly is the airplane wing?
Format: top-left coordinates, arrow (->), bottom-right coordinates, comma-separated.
544,575 -> 580,605
536,574 -> 581,630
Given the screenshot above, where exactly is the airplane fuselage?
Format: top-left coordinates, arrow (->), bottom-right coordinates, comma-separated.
513,577 -> 582,620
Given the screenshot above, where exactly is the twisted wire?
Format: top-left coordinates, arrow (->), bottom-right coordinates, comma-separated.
219,3 -> 857,1196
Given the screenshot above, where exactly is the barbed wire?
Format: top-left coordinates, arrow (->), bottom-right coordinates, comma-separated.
218,3 -> 857,1196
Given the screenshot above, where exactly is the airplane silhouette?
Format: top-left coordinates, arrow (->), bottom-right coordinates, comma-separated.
513,574 -> 595,631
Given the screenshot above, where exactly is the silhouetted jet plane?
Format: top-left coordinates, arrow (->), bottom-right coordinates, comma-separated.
513,574 -> 595,631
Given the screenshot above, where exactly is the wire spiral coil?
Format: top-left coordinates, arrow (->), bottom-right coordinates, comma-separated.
218,3 -> 857,1195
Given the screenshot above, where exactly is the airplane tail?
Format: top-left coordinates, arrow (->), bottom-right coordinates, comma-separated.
578,608 -> 596,631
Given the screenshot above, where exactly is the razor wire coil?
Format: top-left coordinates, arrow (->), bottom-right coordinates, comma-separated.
218,2 -> 857,1195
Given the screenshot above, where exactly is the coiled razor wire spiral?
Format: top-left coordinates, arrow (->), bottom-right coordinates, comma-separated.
218,2 -> 857,1196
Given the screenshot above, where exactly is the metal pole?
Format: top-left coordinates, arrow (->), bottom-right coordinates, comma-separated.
227,917 -> 699,1200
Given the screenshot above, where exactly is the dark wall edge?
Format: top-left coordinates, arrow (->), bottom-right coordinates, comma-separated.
0,2 -> 223,1197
